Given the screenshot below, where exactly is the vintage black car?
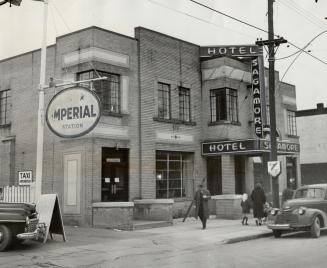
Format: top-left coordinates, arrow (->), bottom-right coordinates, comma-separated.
268,184 -> 327,238
0,202 -> 46,251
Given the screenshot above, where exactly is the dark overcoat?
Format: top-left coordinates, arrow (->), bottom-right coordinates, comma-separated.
251,187 -> 266,218
241,199 -> 251,214
194,189 -> 211,220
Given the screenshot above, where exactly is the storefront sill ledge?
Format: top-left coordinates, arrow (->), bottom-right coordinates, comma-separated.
134,199 -> 174,204
92,202 -> 134,208
211,194 -> 242,200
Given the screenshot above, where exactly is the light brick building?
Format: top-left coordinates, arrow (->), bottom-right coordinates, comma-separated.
296,103 -> 327,185
0,26 -> 300,225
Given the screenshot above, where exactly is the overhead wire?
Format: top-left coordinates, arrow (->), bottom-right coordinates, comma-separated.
50,0 -> 71,33
147,0 -> 258,40
277,0 -> 326,30
275,29 -> 327,60
189,0 -> 327,67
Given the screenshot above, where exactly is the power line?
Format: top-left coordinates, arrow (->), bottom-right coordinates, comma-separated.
278,0 -> 326,30
189,0 -> 327,67
275,30 -> 327,61
147,0 -> 257,40
50,0 -> 71,32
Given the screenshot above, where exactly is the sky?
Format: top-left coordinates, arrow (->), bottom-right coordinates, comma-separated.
0,0 -> 327,110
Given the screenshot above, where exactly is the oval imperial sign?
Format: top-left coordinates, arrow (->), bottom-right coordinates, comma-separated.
46,86 -> 101,138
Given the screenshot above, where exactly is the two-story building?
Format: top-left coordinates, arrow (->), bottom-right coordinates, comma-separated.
0,26 -> 300,225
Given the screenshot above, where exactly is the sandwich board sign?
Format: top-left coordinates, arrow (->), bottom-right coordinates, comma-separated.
36,194 -> 66,243
267,161 -> 282,177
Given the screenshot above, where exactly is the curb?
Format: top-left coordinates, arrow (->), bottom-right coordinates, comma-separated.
223,231 -> 273,244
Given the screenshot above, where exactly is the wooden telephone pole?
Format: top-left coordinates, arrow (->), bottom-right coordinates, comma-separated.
256,0 -> 287,208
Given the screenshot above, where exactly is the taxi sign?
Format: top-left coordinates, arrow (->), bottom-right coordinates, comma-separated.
267,161 -> 281,177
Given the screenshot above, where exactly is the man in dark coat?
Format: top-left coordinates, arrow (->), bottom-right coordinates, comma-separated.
251,183 -> 266,226
194,184 -> 211,229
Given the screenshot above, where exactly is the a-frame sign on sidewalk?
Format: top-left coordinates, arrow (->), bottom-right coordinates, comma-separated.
36,194 -> 66,243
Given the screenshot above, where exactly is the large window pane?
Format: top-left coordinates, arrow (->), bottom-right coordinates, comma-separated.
155,151 -> 193,198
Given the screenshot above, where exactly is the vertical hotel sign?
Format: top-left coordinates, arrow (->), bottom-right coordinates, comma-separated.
251,57 -> 263,138
200,45 -> 264,138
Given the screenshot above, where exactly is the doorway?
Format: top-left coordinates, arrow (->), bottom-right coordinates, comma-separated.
207,156 -> 222,195
102,148 -> 129,201
235,156 -> 245,194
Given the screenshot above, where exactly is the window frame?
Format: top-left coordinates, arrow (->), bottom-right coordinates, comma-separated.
178,86 -> 191,122
210,87 -> 239,124
157,82 -> 171,120
76,70 -> 121,115
286,109 -> 297,136
0,89 -> 11,126
156,151 -> 193,199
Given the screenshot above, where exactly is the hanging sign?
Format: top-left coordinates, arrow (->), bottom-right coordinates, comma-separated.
251,57 -> 263,138
200,45 -> 263,57
46,86 -> 101,138
267,161 -> 282,177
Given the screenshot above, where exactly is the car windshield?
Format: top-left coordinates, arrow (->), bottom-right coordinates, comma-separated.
294,188 -> 325,199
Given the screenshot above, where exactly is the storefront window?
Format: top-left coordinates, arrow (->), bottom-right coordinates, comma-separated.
210,88 -> 238,123
156,151 -> 193,198
77,70 -> 120,114
287,110 -> 297,136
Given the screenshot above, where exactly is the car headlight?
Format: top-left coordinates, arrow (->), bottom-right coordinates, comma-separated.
298,207 -> 306,215
25,216 -> 30,226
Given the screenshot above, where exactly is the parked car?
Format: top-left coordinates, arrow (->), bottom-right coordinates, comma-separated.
268,184 -> 327,238
0,202 -> 46,251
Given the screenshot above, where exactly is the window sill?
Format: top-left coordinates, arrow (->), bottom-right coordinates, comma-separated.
153,117 -> 196,126
208,121 -> 241,127
101,111 -> 126,118
0,123 -> 11,129
286,134 -> 299,139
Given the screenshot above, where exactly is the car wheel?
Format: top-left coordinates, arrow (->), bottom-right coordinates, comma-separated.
273,230 -> 282,238
310,216 -> 321,238
0,224 -> 13,251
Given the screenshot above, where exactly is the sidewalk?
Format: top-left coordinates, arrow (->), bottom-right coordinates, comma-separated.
60,215 -> 272,247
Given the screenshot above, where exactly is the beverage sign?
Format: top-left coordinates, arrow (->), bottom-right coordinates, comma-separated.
18,170 -> 33,185
46,87 -> 101,138
251,57 -> 263,138
200,45 -> 263,57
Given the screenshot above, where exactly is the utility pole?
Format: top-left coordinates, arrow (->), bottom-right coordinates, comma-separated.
35,0 -> 49,200
256,0 -> 287,208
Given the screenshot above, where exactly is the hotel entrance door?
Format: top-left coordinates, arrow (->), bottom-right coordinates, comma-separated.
102,148 -> 129,201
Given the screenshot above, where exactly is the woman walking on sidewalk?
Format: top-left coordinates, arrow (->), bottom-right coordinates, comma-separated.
194,183 -> 211,229
251,183 -> 266,226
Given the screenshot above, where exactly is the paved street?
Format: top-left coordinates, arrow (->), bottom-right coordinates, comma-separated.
0,218 -> 326,268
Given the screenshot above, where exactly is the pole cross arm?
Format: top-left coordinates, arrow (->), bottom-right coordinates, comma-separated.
256,38 -> 288,46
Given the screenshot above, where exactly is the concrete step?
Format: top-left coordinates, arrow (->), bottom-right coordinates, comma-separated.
133,220 -> 173,230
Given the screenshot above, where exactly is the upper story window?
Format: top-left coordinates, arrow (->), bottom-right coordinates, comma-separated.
158,82 -> 171,119
77,70 -> 120,114
287,110 -> 297,136
210,88 -> 238,123
179,87 -> 191,122
0,89 -> 11,126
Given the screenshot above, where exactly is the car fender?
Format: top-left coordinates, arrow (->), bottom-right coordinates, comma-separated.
299,208 -> 327,227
